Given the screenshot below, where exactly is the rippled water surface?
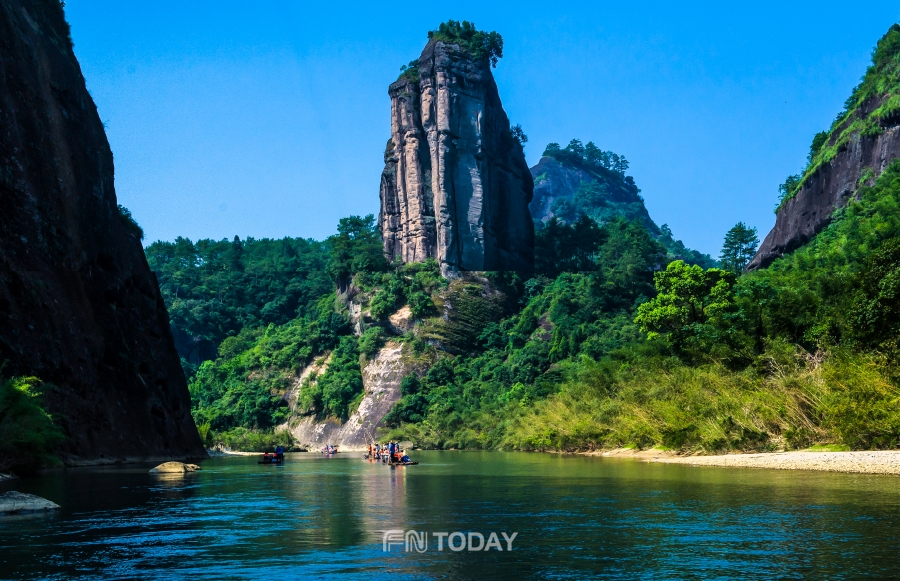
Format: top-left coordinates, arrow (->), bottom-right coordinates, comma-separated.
2,451 -> 900,579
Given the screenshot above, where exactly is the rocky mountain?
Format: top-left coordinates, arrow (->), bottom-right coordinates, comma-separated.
749,25 -> 900,270
0,0 -> 205,463
530,155 -> 657,233
379,34 -> 534,276
530,142 -> 716,267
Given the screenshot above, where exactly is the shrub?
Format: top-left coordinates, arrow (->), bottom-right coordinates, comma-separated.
118,205 -> 144,240
0,377 -> 65,474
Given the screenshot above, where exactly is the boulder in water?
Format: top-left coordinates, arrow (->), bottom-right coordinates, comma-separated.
149,462 -> 201,474
0,491 -> 59,514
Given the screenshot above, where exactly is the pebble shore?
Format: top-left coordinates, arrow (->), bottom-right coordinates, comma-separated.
653,451 -> 900,475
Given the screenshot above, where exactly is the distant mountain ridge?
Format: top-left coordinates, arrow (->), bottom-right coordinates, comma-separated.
529,140 -> 715,267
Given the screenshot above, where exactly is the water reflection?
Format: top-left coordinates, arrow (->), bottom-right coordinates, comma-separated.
2,452 -> 900,579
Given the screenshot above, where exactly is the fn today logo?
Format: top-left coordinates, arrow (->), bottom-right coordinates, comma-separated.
382,530 -> 518,552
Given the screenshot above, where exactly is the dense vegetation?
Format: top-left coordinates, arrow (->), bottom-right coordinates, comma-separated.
0,377 -> 64,475
145,235 -> 332,374
168,159 -> 900,453
398,20 -> 504,82
163,162 -> 900,455
384,159 -> 900,451
543,139 -> 630,177
539,138 -> 716,268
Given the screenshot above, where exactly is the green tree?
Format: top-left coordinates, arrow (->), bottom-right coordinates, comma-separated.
534,215 -> 607,277
719,222 -> 759,273
848,239 -> 900,355
326,214 -> 387,290
510,124 -> 528,148
227,235 -> 244,272
635,261 -> 735,348
777,174 -> 802,207
808,131 -> 828,163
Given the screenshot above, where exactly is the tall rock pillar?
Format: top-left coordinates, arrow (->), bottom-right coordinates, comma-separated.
378,39 -> 534,274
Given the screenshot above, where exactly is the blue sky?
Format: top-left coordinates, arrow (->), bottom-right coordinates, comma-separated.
65,1 -> 900,256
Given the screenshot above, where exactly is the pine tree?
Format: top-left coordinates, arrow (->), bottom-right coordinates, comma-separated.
719,222 -> 759,273
228,235 -> 244,272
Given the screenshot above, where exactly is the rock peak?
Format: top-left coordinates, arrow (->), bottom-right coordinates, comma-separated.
379,36 -> 534,276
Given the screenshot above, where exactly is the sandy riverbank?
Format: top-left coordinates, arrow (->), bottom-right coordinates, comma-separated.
586,448 -> 900,475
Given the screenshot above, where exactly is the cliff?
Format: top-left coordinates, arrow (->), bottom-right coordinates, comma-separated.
379,38 -> 534,275
749,110 -> 900,269
749,24 -> 900,270
0,0 -> 205,463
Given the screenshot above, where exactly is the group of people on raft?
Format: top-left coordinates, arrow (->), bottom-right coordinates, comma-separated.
366,442 -> 414,465
260,445 -> 285,464
321,444 -> 338,455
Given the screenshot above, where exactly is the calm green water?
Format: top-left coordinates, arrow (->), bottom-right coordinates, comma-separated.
2,451 -> 900,579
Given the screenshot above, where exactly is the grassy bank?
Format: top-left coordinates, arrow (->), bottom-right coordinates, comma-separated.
384,347 -> 900,454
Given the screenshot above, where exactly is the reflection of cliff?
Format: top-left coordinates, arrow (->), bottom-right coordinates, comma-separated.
0,0 -> 204,462
379,40 -> 534,275
286,343 -> 405,450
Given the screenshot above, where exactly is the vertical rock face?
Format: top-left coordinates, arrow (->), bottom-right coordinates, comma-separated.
0,0 -> 205,462
379,40 -> 534,275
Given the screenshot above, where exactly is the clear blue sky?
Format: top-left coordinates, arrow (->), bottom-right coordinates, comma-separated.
64,1 -> 900,256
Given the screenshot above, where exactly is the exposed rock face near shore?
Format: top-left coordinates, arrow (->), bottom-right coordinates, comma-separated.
0,491 -> 59,514
286,342 -> 405,450
0,0 -> 205,463
749,99 -> 900,270
379,40 -> 534,275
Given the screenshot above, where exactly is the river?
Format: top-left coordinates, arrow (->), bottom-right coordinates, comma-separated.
2,451 -> 899,579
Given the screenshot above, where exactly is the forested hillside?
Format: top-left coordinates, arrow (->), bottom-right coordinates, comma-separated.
391,159 -> 900,450
145,236 -> 332,372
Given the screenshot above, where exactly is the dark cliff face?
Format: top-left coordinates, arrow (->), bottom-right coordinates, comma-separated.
529,156 -> 658,233
379,40 -> 534,275
749,114 -> 900,270
0,0 -> 205,462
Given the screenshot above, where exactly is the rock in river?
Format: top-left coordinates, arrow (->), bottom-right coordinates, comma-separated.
0,491 -> 60,514
149,462 -> 201,474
